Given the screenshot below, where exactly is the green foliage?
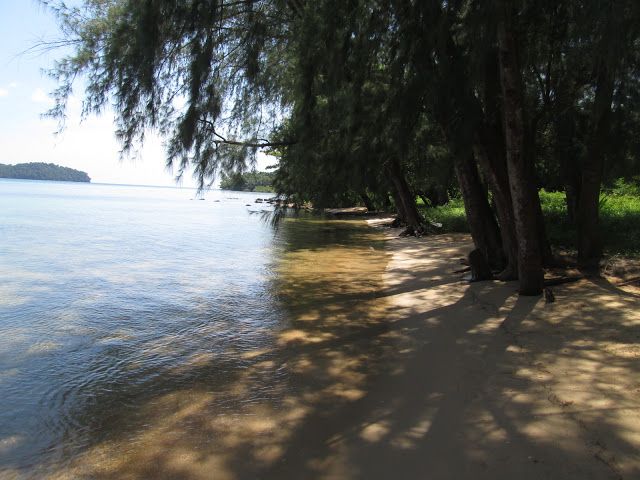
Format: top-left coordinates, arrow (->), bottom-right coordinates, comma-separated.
540,189 -> 640,255
605,177 -> 640,197
0,163 -> 90,182
45,0 -> 293,189
430,188 -> 640,256
419,198 -> 470,233
219,170 -> 275,192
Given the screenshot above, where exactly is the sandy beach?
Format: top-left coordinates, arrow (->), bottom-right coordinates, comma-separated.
361,231 -> 640,479
26,224 -> 640,480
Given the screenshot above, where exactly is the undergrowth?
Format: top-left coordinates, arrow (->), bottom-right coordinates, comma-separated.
417,182 -> 640,256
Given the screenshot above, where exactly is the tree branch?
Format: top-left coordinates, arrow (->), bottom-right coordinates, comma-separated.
198,118 -> 295,148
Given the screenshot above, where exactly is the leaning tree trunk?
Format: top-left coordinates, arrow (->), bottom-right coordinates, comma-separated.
454,152 -> 505,270
386,158 -> 424,230
474,138 -> 518,279
497,3 -> 544,295
473,47 -> 518,279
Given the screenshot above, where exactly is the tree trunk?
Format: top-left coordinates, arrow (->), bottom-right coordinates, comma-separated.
578,59 -> 615,267
578,79 -> 612,266
473,46 -> 518,279
564,170 -> 581,225
524,116 -> 555,268
497,3 -> 544,295
359,192 -> 375,212
386,158 -> 423,229
454,152 -> 504,271
473,138 -> 518,279
577,0 -> 621,267
554,81 -> 581,225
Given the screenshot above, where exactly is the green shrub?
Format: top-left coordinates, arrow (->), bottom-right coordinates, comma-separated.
419,198 -> 469,233
418,188 -> 640,256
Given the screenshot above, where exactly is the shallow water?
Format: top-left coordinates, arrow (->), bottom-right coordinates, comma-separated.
0,179 -> 389,478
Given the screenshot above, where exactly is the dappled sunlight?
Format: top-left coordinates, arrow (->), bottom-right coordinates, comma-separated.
11,225 -> 640,479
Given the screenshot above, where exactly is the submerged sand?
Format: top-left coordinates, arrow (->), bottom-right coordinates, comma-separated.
18,225 -> 640,479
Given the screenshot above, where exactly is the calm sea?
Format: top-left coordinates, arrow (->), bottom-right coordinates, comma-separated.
0,180 -> 288,473
0,179 -> 389,478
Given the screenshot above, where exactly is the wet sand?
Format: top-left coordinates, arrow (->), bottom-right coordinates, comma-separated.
10,224 -> 640,479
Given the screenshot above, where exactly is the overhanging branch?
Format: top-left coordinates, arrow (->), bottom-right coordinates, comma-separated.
198,118 -> 296,148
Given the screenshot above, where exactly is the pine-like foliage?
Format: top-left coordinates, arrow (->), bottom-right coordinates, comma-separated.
45,0 -> 295,188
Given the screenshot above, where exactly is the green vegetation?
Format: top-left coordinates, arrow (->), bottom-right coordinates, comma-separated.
0,162 -> 90,182
419,198 -> 470,234
421,184 -> 640,256
219,171 -> 275,192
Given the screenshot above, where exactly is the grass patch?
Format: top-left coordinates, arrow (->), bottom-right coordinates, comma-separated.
419,198 -> 470,233
418,190 -> 640,257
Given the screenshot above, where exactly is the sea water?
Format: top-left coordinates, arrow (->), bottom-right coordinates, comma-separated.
0,179 -> 389,478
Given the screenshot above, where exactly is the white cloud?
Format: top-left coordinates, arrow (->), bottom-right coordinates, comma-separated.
0,88 -> 8,97
30,88 -> 54,105
8,82 -> 19,89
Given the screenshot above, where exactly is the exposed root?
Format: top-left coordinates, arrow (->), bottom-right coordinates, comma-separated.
543,276 -> 583,287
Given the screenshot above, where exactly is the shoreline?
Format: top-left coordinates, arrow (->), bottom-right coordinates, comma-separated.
11,221 -> 639,479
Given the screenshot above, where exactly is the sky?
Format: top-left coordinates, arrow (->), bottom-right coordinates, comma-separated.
0,1 -> 272,187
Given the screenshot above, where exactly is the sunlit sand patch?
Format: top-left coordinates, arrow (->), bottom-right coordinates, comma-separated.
277,329 -> 336,345
605,342 -> 640,359
360,420 -> 391,443
391,414 -> 436,450
322,383 -> 367,401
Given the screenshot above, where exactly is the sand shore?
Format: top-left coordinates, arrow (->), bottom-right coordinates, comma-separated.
35,225 -> 640,479
361,229 -> 640,479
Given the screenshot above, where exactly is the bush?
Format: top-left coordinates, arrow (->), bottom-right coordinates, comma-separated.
419,187 -> 640,256
419,198 -> 470,233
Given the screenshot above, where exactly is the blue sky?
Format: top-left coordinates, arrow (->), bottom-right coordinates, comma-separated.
0,1 -> 271,186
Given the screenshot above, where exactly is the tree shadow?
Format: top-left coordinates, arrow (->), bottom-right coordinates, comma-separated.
4,229 -> 639,479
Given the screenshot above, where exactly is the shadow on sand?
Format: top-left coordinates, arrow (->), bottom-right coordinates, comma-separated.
5,230 -> 639,480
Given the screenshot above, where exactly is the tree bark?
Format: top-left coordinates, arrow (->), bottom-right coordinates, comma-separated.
472,46 -> 518,279
578,55 -> 615,267
554,79 -> 581,225
497,2 -> 544,295
577,0 -> 621,267
359,192 -> 375,212
454,152 -> 504,271
386,158 -> 423,229
473,136 -> 518,279
578,76 -> 613,265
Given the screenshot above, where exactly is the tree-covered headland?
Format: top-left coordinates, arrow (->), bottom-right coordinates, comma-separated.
219,170 -> 275,192
44,0 -> 640,295
0,162 -> 90,182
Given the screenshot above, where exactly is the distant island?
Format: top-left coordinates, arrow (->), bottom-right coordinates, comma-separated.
219,170 -> 274,192
0,162 -> 91,183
